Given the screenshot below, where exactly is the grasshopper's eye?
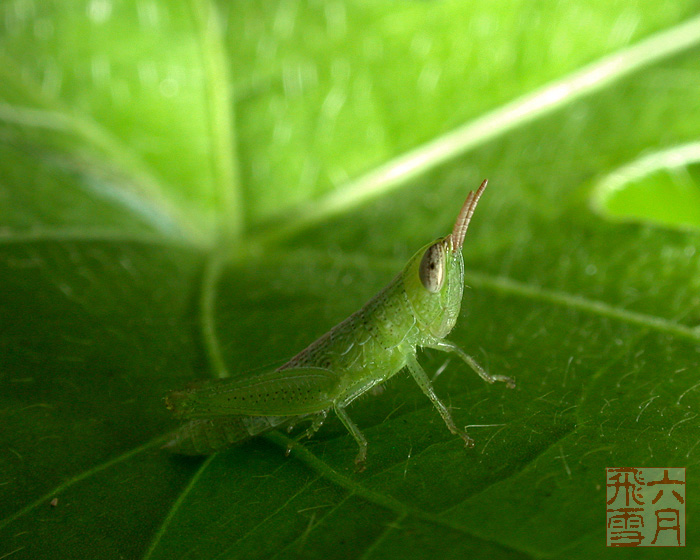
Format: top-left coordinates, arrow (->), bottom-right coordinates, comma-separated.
419,242 -> 446,293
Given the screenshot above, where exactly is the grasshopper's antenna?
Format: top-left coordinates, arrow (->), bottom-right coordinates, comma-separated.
450,180 -> 488,251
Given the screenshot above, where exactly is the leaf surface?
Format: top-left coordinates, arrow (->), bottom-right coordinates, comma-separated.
1,2 -> 700,558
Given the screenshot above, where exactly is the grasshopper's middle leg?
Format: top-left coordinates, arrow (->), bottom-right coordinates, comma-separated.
405,353 -> 474,448
285,410 -> 329,456
425,339 -> 515,388
334,402 -> 368,471
333,378 -> 388,470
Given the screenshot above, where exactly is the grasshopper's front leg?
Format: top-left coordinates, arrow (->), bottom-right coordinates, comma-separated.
405,353 -> 474,448
425,339 -> 516,388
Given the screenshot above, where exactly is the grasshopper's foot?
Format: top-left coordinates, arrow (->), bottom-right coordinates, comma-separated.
284,428 -> 305,457
353,446 -> 368,473
479,370 -> 515,388
446,421 -> 474,448
457,429 -> 475,449
493,375 -> 516,389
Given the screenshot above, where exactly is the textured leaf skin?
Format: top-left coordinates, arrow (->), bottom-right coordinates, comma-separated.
2,2 -> 700,559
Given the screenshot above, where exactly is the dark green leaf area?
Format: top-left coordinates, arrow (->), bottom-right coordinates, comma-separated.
6,451 -> 200,560
0,239 -> 203,549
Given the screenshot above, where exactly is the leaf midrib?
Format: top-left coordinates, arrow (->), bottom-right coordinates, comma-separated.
254,14 -> 700,243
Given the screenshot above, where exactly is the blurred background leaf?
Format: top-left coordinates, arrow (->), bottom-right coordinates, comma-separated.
1,1 -> 700,559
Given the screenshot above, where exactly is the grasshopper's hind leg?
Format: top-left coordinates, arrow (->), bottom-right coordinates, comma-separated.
163,416 -> 251,455
425,340 -> 515,388
405,353 -> 474,448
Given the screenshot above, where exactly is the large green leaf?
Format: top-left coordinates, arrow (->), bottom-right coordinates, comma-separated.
1,2 -> 699,558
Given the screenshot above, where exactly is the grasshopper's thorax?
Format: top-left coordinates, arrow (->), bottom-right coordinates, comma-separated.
402,236 -> 464,340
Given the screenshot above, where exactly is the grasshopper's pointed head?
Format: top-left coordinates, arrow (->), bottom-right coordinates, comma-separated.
403,180 -> 488,338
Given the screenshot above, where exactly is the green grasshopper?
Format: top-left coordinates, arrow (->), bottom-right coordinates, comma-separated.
164,180 -> 514,469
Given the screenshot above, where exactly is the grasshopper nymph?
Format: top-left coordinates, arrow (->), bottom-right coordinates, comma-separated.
165,180 -> 514,470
